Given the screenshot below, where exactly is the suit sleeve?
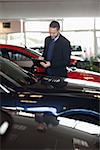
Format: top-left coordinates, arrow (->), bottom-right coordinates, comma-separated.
51,40 -> 71,68
63,40 -> 71,67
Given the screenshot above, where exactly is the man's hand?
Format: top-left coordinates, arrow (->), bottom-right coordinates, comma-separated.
38,56 -> 44,60
40,61 -> 51,68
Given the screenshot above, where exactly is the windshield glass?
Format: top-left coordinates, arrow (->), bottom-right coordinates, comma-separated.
0,56 -> 36,86
27,48 -> 42,56
71,45 -> 82,51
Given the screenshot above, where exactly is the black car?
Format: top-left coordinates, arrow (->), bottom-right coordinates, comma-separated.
1,109 -> 100,150
0,56 -> 100,125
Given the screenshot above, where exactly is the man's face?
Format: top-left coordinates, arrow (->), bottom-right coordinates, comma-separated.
49,27 -> 60,39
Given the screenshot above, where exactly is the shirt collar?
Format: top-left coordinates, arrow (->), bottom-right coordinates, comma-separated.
54,34 -> 60,42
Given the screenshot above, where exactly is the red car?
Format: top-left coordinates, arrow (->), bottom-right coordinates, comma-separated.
0,44 -> 100,83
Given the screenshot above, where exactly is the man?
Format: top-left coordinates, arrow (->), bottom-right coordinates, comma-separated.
39,20 -> 71,77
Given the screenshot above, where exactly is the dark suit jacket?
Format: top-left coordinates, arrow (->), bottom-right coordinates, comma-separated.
42,34 -> 71,77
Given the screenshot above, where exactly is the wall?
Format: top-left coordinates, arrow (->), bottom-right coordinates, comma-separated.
0,0 -> 100,19
0,20 -> 21,33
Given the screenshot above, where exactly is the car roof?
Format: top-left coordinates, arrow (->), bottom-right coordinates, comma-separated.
0,44 -> 41,58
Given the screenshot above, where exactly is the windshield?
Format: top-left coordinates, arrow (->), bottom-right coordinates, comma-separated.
71,45 -> 82,52
27,48 -> 42,57
0,56 -> 36,86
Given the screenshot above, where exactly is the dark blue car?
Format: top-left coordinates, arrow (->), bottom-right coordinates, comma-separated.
0,56 -> 100,125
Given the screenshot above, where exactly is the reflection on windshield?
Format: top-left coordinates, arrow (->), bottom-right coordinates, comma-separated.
0,56 -> 36,86
27,48 -> 42,56
58,117 -> 100,135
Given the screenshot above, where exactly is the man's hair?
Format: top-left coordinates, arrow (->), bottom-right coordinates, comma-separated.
49,21 -> 60,30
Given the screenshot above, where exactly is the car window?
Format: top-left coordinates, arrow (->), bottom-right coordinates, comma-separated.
0,48 -> 31,61
0,48 -> 10,59
71,46 -> 82,52
0,48 -> 35,72
27,48 -> 42,56
9,52 -> 31,61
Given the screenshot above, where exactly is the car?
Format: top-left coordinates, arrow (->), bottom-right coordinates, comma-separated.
0,56 -> 100,126
0,44 -> 82,71
71,45 -> 86,60
0,44 -> 100,83
67,67 -> 100,83
1,108 -> 99,150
